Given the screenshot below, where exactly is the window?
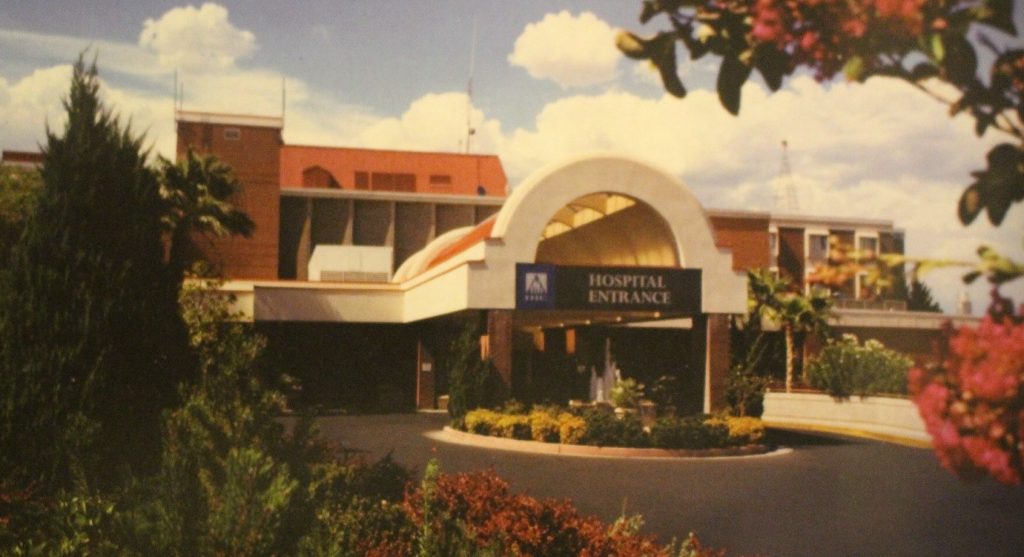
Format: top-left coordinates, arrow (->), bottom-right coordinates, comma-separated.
858,236 -> 878,259
429,174 -> 452,186
370,172 -> 416,192
808,233 -> 829,263
223,127 -> 241,140
354,172 -> 369,190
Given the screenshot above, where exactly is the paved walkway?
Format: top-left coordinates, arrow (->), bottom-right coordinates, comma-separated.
314,412 -> 1024,557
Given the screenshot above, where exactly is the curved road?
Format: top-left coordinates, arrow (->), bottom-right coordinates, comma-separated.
315,413 -> 1024,557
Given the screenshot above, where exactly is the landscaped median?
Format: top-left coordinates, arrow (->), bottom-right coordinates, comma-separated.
435,405 -> 776,458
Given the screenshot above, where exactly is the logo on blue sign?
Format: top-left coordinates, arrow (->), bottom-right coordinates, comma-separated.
516,264 -> 555,308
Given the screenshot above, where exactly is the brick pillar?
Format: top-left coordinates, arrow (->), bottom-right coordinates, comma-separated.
705,314 -> 731,413
486,310 -> 513,400
416,340 -> 436,410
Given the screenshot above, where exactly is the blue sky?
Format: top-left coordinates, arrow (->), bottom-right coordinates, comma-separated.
1,1 -> 1021,313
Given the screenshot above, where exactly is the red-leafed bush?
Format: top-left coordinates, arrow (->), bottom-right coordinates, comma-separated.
910,308 -> 1024,485
405,464 -> 679,556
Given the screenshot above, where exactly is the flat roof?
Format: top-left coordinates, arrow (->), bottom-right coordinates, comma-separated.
280,187 -> 505,205
175,110 -> 284,129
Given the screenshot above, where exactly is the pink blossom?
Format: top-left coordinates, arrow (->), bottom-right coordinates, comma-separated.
961,437 -> 1021,485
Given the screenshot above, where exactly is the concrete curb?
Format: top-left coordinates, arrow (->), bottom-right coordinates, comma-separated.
426,427 -> 790,460
762,392 -> 932,449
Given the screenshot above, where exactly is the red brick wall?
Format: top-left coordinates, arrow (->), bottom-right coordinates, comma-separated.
279,145 -> 508,196
177,120 -> 282,279
709,215 -> 771,271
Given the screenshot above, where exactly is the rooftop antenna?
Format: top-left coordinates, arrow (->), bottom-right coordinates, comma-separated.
774,139 -> 800,213
464,15 -> 478,154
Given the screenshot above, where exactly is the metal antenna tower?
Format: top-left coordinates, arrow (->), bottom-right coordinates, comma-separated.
774,139 -> 799,212
464,16 -> 478,154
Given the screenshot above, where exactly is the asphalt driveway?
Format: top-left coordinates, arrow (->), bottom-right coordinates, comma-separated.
314,412 -> 1024,557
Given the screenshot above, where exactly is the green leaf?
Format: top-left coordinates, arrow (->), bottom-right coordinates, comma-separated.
650,33 -> 687,97
941,33 -> 978,85
930,34 -> 945,62
640,0 -> 659,24
962,270 -> 982,284
910,62 -> 939,81
616,31 -> 649,60
978,0 -> 1017,35
974,113 -> 992,136
983,144 -> 1024,225
958,184 -> 983,225
843,56 -> 866,82
716,54 -> 751,115
752,44 -> 788,92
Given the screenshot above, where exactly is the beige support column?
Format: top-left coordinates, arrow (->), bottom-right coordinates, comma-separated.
296,198 -> 312,280
343,199 -> 354,245
385,201 -> 396,246
416,340 -> 436,410
486,310 -> 513,400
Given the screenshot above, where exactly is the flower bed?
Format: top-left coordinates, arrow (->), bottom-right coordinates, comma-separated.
460,405 -> 765,451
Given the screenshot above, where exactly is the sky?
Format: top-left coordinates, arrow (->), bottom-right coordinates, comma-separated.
1,1 -> 1022,315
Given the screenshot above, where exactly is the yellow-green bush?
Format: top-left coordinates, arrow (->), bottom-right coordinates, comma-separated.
557,413 -> 587,445
464,409 -> 502,436
528,409 -> 561,442
707,416 -> 765,445
494,414 -> 531,440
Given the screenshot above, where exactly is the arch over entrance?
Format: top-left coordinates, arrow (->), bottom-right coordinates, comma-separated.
489,154 -> 745,314
535,193 -> 679,268
399,155 -> 745,413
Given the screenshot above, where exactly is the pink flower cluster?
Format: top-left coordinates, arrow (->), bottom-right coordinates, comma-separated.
748,0 -> 934,81
909,314 -> 1024,485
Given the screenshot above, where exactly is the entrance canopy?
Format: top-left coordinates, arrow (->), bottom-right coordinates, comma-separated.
251,155 -> 748,322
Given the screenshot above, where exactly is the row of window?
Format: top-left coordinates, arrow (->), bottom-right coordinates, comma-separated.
351,172 -> 453,192
767,231 -> 881,264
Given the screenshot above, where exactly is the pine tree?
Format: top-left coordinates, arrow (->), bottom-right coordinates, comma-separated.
907,278 -> 943,313
0,57 -> 192,491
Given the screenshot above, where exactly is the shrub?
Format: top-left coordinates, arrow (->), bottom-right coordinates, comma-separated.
581,410 -> 648,448
494,414 -> 531,440
706,417 -> 766,446
807,334 -> 912,398
649,417 -> 730,450
610,378 -> 645,408
724,366 -> 768,417
910,315 -> 1024,485
404,463 -> 669,556
558,413 -> 587,445
464,409 -> 502,435
528,408 -> 561,442
446,322 -> 503,429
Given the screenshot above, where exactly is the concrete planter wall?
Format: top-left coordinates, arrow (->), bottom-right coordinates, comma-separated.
762,391 -> 931,446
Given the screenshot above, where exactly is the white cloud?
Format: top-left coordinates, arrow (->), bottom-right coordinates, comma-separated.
508,11 -> 621,88
0,65 -> 73,151
356,92 -> 502,154
139,3 -> 256,73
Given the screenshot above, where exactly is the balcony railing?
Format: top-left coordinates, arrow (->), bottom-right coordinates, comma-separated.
832,298 -> 908,311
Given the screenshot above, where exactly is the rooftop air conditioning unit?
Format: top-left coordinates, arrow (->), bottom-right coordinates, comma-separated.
308,245 -> 393,283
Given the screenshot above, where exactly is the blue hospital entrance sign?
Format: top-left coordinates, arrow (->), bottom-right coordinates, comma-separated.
515,264 -> 701,313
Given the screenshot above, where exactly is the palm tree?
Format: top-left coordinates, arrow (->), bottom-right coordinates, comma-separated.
158,148 -> 254,281
746,269 -> 832,392
777,290 -> 832,391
